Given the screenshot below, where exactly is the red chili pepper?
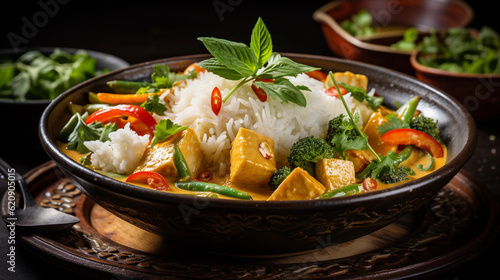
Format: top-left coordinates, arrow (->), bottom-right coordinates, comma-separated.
251,78 -> 274,102
362,177 -> 378,191
325,85 -> 347,97
126,171 -> 169,191
381,128 -> 444,158
211,87 -> 222,116
84,104 -> 157,136
306,70 -> 327,82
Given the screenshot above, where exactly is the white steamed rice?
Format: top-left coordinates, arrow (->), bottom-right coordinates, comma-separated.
159,72 -> 374,176
84,123 -> 150,174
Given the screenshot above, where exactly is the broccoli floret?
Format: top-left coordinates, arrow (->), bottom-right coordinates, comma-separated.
410,114 -> 440,141
287,136 -> 334,176
326,113 -> 368,160
357,151 -> 414,184
378,165 -> 412,184
268,166 -> 292,191
326,114 -> 359,142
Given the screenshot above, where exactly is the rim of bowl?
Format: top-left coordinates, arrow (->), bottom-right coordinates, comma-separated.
410,50 -> 500,78
0,46 -> 130,104
40,53 -> 477,209
312,0 -> 474,55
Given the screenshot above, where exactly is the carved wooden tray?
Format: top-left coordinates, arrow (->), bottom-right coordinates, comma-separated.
3,161 -> 499,279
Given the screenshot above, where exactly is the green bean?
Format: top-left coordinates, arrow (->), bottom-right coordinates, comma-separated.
317,183 -> 362,199
106,80 -> 145,94
85,104 -> 111,114
175,181 -> 253,200
397,96 -> 421,124
57,113 -> 79,142
57,112 -> 88,142
173,145 -> 191,181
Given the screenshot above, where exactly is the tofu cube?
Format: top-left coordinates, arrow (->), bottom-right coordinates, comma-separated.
135,128 -> 203,178
315,158 -> 356,192
326,71 -> 368,91
267,167 -> 325,201
230,128 -> 276,186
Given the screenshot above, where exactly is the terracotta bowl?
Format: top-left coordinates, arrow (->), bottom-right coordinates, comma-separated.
0,47 -> 129,161
411,50 -> 500,121
313,0 -> 474,75
40,54 -> 476,256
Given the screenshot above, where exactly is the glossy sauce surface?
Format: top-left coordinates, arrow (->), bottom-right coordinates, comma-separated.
58,142 -> 446,201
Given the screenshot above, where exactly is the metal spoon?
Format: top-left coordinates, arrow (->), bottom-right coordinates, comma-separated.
1,157 -> 79,232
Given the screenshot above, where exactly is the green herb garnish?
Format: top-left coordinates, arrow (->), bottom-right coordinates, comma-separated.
140,94 -> 168,115
197,17 -> 319,107
64,112 -> 119,154
340,10 -> 374,37
150,119 -> 189,148
0,48 -> 107,100
418,26 -> 500,74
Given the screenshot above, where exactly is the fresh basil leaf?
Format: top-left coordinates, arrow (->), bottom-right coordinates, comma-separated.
197,58 -> 245,80
257,53 -> 319,79
150,119 -> 189,148
250,17 -> 273,68
253,78 -> 307,107
198,37 -> 258,76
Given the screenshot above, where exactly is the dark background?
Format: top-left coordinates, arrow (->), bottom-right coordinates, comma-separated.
1,0 -> 499,279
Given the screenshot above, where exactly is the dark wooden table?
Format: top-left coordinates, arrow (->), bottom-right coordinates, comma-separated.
1,1 -> 499,279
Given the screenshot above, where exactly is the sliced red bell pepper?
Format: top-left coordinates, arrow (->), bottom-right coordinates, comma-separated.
380,128 -> 444,158
325,85 -> 347,97
126,171 -> 169,191
85,104 -> 157,136
306,70 -> 327,82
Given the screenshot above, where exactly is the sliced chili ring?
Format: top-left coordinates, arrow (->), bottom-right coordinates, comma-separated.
325,85 -> 348,97
211,87 -> 222,116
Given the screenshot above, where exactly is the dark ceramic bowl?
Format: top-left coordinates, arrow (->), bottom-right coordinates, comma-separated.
313,0 -> 474,75
40,53 -> 476,256
411,50 -> 500,121
0,47 -> 129,165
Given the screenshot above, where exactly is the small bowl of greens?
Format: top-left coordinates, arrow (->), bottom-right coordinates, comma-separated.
0,47 -> 129,160
313,0 -> 474,75
410,27 -> 500,120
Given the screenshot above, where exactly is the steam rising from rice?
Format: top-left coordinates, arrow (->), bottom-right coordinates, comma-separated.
160,72 -> 369,176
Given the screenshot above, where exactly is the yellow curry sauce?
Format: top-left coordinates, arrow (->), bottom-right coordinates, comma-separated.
58,141 -> 446,201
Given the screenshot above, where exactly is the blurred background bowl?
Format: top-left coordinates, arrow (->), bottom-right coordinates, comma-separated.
313,0 -> 474,75
411,49 -> 500,120
40,53 -> 476,256
0,47 -> 129,168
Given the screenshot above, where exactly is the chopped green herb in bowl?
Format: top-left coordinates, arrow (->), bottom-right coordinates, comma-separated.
0,48 -> 116,101
417,26 -> 500,74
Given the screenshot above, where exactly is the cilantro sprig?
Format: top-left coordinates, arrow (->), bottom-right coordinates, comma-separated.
150,119 -> 189,148
328,72 -> 413,184
197,17 -> 319,107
